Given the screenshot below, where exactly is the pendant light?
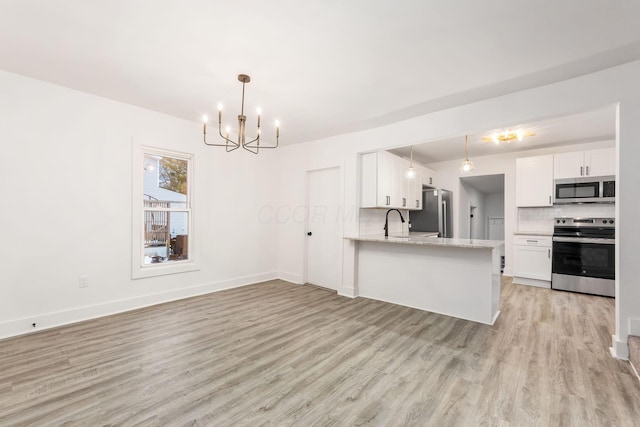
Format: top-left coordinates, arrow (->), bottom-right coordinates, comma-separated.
459,135 -> 474,173
407,145 -> 415,178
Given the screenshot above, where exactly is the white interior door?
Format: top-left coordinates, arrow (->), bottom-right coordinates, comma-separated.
306,167 -> 342,291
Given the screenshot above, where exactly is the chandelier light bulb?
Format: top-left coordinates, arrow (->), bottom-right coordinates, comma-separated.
407,167 -> 415,178
275,120 -> 280,128
225,126 -> 231,135
257,107 -> 261,115
202,115 -> 208,123
218,103 -> 223,111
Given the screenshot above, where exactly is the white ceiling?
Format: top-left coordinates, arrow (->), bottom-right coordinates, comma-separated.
460,174 -> 505,195
1,1 -> 639,145
389,105 -> 617,164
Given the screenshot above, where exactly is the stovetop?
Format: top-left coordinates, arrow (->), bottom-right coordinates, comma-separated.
554,217 -> 614,228
553,217 -> 615,239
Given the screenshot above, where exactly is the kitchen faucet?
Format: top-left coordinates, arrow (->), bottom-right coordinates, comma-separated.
384,209 -> 405,238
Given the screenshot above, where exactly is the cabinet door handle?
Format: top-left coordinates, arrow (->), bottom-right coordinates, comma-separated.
527,240 -> 538,243
548,249 -> 551,258
429,177 -> 433,185
580,166 -> 583,176
416,200 -> 419,208
549,195 -> 552,204
586,165 -> 590,176
386,196 -> 390,205
402,197 -> 406,207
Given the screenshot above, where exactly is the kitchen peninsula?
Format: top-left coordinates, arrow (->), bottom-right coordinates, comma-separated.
345,235 -> 503,325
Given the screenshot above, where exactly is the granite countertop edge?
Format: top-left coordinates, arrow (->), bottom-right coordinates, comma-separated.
345,234 -> 504,249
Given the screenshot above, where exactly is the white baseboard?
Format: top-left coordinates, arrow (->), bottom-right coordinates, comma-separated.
512,276 -> 551,289
610,334 -> 630,360
278,271 -> 304,284
502,267 -> 513,277
0,271 -> 278,341
338,285 -> 356,298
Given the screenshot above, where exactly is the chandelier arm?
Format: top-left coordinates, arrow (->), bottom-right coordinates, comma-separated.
242,144 -> 259,154
244,135 -> 278,149
216,122 -> 240,150
204,133 -> 237,148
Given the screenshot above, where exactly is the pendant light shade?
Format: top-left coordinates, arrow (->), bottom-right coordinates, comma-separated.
459,135 -> 474,173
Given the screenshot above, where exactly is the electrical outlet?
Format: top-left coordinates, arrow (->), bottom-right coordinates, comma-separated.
79,275 -> 89,288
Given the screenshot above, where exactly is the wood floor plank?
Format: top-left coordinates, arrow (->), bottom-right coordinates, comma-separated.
1,277 -> 639,426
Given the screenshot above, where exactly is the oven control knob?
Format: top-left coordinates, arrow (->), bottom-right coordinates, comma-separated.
556,219 -> 560,224
609,220 -> 614,224
603,220 -> 607,224
562,219 -> 566,224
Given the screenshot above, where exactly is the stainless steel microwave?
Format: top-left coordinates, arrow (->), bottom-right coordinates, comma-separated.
554,175 -> 615,204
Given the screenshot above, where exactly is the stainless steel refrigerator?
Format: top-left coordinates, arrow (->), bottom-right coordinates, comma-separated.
409,187 -> 453,237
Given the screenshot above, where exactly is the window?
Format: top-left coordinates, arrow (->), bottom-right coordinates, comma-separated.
133,146 -> 197,279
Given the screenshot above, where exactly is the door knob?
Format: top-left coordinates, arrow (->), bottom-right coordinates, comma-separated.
307,232 -> 312,236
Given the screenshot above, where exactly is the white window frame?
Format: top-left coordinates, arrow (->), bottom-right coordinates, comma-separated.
132,145 -> 198,279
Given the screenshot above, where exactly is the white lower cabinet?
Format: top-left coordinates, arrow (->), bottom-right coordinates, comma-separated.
512,235 -> 552,288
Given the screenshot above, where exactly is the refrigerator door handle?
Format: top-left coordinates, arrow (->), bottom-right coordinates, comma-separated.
442,200 -> 447,238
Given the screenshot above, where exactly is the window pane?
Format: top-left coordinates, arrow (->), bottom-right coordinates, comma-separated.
143,154 -> 188,205
143,211 -> 189,265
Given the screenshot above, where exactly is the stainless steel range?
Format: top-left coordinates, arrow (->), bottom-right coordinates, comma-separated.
552,217 -> 615,297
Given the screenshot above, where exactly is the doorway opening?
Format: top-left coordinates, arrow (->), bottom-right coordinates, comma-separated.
459,174 -> 505,271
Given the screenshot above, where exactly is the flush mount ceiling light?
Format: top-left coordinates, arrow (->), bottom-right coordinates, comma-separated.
460,135 -> 474,173
202,74 -> 279,154
482,129 -> 535,144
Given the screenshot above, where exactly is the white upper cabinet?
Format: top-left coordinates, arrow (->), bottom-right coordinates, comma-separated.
554,148 -> 615,179
420,165 -> 437,188
516,155 -> 554,207
361,151 -> 424,210
585,148 -> 616,177
407,167 -> 422,210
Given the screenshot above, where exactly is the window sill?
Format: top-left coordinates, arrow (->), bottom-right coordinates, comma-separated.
132,260 -> 199,280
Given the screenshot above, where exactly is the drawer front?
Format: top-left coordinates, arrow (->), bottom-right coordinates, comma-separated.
514,236 -> 552,247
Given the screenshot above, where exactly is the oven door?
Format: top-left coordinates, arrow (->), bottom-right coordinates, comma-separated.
551,238 -> 615,279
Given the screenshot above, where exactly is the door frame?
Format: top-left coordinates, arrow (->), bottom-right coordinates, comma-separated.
303,166 -> 344,288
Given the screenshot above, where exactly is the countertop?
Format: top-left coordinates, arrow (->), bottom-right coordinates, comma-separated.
345,234 -> 504,249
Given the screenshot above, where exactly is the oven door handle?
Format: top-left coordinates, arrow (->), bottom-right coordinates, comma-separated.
552,236 -> 616,244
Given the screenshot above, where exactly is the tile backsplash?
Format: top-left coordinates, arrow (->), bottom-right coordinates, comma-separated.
359,208 -> 410,235
518,204 -> 615,233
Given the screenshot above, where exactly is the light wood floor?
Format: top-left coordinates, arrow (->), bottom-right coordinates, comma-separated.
1,277 -> 639,426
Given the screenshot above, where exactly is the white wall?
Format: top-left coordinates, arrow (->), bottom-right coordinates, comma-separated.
486,193 -> 504,222
0,70 -> 280,338
277,60 -> 640,358
459,181 -> 486,239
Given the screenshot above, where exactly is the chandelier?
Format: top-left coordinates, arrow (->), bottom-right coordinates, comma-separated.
202,74 -> 279,154
482,129 -> 535,144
